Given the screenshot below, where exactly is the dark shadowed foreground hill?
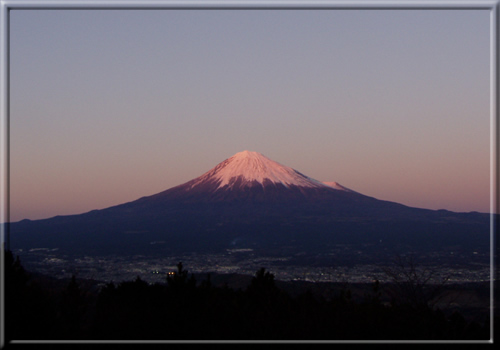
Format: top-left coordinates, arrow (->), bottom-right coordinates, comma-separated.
4,251 -> 493,342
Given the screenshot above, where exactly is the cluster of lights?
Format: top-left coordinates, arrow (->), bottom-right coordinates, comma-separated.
150,270 -> 177,275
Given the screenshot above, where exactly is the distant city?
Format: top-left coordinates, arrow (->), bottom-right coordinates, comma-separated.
14,243 -> 491,285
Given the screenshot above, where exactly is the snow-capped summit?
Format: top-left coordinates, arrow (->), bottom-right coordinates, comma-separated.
187,150 -> 329,191
144,150 -> 358,203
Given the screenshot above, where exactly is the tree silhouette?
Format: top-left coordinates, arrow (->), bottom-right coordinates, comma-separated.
3,254 -> 491,341
60,275 -> 85,338
382,254 -> 449,309
166,262 -> 196,290
4,250 -> 56,340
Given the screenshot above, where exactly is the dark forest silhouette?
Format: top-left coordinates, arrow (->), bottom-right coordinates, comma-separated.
3,250 -> 493,341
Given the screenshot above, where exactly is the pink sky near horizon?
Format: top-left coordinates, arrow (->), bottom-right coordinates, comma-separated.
6,8 -> 493,222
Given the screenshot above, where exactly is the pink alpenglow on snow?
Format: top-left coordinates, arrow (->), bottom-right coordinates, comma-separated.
322,182 -> 353,192
187,150 -> 340,191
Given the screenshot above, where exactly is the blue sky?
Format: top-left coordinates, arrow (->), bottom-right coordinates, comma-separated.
7,4 -> 492,221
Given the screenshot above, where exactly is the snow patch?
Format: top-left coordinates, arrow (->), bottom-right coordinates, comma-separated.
322,181 -> 352,192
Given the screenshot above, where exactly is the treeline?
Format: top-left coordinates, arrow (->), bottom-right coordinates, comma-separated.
4,250 -> 491,341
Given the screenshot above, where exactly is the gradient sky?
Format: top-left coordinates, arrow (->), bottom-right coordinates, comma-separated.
8,5 -> 492,222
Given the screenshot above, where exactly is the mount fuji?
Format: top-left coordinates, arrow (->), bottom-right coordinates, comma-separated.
8,151 -> 490,257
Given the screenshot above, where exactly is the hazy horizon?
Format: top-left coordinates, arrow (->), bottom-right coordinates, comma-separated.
8,5 -> 492,221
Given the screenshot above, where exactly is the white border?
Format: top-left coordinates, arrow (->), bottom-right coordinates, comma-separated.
0,0 -> 497,346
1,0 -> 499,9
